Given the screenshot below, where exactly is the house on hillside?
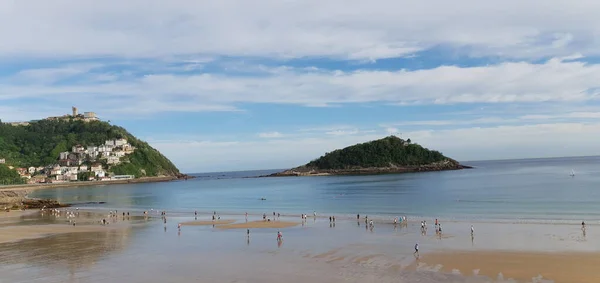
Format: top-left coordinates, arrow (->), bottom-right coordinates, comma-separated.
79,165 -> 88,172
28,167 -> 36,174
106,156 -> 121,165
59,152 -> 69,160
90,163 -> 103,172
112,150 -> 126,157
0,158 -> 5,164
72,145 -> 85,153
16,168 -> 27,176
115,138 -> 127,146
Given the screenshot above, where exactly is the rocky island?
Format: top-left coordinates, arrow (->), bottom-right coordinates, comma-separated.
267,136 -> 471,177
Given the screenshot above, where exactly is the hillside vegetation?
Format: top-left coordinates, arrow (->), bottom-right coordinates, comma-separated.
306,136 -> 448,169
0,164 -> 26,185
0,119 -> 180,178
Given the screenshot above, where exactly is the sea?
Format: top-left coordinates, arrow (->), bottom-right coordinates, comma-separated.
31,156 -> 600,224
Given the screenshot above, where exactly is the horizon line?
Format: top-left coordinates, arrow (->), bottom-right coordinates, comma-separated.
185,154 -> 600,175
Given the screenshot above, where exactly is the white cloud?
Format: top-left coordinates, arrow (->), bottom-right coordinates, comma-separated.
153,122 -> 600,172
258,132 -> 284,138
3,58 -> 600,121
325,129 -> 360,136
1,0 -> 600,60
385,127 -> 399,134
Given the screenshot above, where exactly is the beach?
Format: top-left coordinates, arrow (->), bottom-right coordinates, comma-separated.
1,208 -> 597,283
2,158 -> 600,283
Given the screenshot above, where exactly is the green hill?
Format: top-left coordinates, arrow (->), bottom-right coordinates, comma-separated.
0,119 -> 180,180
270,135 -> 468,176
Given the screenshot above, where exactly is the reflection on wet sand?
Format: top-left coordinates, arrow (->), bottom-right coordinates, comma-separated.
0,229 -> 131,270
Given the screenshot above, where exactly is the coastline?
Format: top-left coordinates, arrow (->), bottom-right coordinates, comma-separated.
0,175 -> 190,209
262,164 -> 473,177
0,175 -> 183,192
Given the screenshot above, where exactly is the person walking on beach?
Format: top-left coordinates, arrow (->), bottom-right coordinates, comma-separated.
357,214 -> 360,220
195,210 -> 197,216
414,243 -> 419,257
277,230 -> 283,241
333,216 -> 335,222
470,225 -> 474,235
582,221 -> 586,231
247,229 -> 250,237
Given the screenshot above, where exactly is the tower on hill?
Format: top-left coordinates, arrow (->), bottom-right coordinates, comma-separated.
72,106 -> 78,116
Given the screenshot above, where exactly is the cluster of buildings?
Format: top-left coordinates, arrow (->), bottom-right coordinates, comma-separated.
7,106 -> 99,126
59,138 -> 135,167
2,138 -> 136,184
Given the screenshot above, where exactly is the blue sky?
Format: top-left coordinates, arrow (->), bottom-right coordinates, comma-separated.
3,0 -> 600,173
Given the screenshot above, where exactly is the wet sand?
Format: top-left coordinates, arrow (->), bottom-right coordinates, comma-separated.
413,250 -> 600,283
0,224 -> 125,244
180,219 -> 236,226
216,220 -> 300,229
0,210 -> 38,220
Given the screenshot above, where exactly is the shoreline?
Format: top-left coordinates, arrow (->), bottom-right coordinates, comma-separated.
260,164 -> 473,178
0,175 -> 183,192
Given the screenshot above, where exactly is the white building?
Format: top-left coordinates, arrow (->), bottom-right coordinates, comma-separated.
0,158 -> 4,164
79,165 -> 89,171
90,164 -> 103,172
68,166 -> 79,174
95,170 -> 106,178
115,138 -> 127,146
59,152 -> 69,160
86,146 -> 98,153
112,151 -> 126,157
106,156 -> 121,165
72,145 -> 84,153
105,140 -> 115,146
28,167 -> 36,174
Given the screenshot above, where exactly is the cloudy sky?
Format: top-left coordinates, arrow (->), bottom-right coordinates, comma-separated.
2,0 -> 600,173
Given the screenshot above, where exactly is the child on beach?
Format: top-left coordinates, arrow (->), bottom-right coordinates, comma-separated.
277,231 -> 283,241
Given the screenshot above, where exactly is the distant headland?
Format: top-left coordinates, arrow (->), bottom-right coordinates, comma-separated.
0,107 -> 189,187
265,136 -> 472,177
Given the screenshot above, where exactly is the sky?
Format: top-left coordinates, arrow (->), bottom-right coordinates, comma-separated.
2,0 -> 600,173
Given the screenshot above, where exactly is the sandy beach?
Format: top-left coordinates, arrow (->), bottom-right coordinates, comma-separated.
413,250 -> 600,283
180,219 -> 236,226
216,220 -> 300,229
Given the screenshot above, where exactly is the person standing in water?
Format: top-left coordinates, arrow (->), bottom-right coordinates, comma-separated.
247,229 -> 250,237
414,243 -> 419,257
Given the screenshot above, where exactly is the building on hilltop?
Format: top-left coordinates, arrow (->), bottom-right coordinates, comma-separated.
0,158 -> 4,164
83,112 -> 99,121
72,106 -> 78,116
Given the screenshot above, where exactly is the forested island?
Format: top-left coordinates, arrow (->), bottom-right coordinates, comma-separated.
0,115 -> 185,185
267,136 -> 471,177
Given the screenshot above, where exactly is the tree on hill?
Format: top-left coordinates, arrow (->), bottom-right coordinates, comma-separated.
0,164 -> 26,185
0,119 -> 180,177
305,135 -> 449,170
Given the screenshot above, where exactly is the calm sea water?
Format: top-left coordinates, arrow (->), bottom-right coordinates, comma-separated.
31,156 -> 600,223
